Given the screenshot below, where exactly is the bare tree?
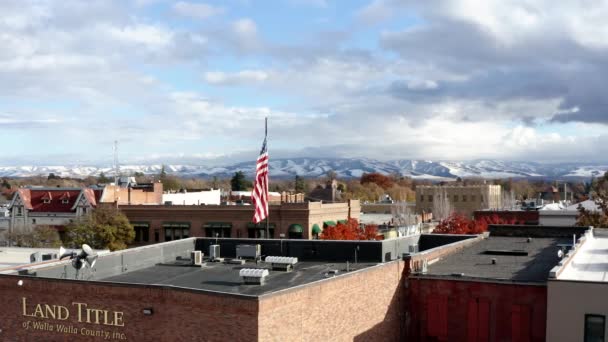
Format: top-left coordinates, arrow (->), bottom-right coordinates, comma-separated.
501,189 -> 516,210
433,187 -> 452,221
391,201 -> 417,226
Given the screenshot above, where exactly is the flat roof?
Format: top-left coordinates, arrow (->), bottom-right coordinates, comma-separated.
100,260 -> 378,296
558,229 -> 608,282
421,236 -> 567,283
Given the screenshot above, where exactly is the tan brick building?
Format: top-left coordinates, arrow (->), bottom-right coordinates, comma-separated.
118,200 -> 361,243
416,184 -> 502,218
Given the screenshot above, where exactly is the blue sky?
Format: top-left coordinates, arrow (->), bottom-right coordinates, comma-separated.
1,0 -> 608,166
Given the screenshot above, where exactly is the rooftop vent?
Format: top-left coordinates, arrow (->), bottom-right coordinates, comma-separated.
239,268 -> 269,285
265,256 -> 298,272
483,250 -> 528,256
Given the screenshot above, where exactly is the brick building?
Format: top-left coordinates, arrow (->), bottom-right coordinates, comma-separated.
416,184 -> 502,218
0,224 -> 591,341
118,200 -> 361,244
0,234 -> 476,341
99,181 -> 162,205
405,225 -> 588,341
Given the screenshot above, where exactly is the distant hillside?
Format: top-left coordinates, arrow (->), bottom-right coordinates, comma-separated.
0,158 -> 606,180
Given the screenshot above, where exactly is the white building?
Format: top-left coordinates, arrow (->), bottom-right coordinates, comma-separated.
162,189 -> 221,206
539,200 -> 601,226
547,228 -> 608,341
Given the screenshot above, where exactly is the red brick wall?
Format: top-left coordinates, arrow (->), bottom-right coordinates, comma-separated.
258,261 -> 405,342
0,275 -> 258,342
407,278 -> 547,342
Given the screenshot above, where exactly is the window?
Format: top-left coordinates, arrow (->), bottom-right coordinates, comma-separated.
471,195 -> 476,202
32,219 -> 36,224
61,199 -> 69,204
162,222 -> 191,241
43,199 -> 51,204
585,314 -> 605,342
247,222 -> 276,238
420,195 -> 424,202
429,195 -> 434,202
132,222 -> 150,243
16,207 -> 23,216
454,195 -> 459,202
204,222 -> 232,238
462,195 -> 467,202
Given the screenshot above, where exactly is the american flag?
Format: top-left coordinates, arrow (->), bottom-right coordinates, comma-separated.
252,119 -> 269,224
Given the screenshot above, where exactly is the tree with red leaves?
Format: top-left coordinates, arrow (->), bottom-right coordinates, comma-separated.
433,213 -> 488,235
434,213 -> 521,235
320,218 -> 380,240
360,173 -> 394,190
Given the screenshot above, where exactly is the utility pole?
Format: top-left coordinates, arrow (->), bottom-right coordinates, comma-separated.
113,140 -> 119,185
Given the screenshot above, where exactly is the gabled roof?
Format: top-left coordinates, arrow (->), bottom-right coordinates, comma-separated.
11,187 -> 97,213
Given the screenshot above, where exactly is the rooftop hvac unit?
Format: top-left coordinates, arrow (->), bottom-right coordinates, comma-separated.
236,244 -> 261,260
191,251 -> 203,265
209,245 -> 220,261
240,268 -> 269,285
409,244 -> 419,254
30,252 -> 41,263
265,256 -> 298,272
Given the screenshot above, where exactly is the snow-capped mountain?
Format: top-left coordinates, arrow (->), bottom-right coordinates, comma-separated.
0,159 -> 606,179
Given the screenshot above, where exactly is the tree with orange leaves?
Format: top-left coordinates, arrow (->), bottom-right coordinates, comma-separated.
320,218 -> 380,240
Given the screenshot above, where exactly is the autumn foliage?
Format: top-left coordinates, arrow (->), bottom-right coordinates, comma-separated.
320,218 -> 381,240
433,213 -> 520,235
360,173 -> 394,190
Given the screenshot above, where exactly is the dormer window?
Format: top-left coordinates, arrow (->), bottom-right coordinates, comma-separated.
43,199 -> 51,204
62,199 -> 69,204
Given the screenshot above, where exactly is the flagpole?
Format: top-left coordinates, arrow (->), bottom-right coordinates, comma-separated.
265,117 -> 270,239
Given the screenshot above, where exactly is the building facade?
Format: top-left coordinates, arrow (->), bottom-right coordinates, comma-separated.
416,184 -> 502,218
118,200 -> 361,244
546,228 -> 608,342
7,187 -> 102,236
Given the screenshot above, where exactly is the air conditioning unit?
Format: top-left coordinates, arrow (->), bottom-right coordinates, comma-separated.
209,245 -> 220,261
236,244 -> 261,260
409,244 -> 419,253
191,251 -> 203,265
30,252 -> 41,263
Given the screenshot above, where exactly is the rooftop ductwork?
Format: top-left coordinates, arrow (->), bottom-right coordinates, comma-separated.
239,268 -> 269,285
265,256 -> 298,272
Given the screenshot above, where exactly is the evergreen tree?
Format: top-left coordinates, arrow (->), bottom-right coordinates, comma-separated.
98,172 -> 110,183
231,171 -> 250,191
295,175 -> 306,193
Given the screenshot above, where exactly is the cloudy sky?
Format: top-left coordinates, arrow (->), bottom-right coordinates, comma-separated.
1,0 -> 607,166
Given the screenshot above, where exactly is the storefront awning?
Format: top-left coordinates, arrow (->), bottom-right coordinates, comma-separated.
162,222 -> 190,228
204,222 -> 232,229
288,224 -> 303,233
312,224 -> 322,234
323,221 -> 336,227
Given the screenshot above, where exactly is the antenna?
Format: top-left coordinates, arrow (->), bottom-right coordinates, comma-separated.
113,140 -> 119,185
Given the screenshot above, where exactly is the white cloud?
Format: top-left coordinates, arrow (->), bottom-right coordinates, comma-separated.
203,70 -> 269,85
172,1 -> 225,19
